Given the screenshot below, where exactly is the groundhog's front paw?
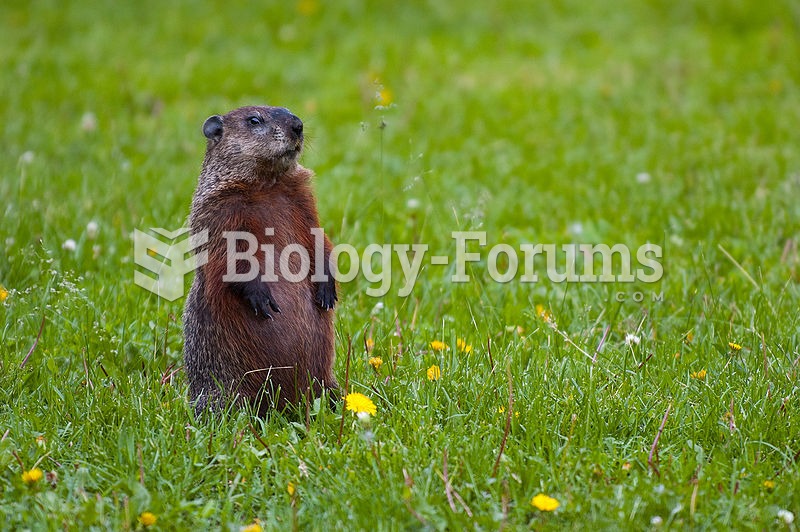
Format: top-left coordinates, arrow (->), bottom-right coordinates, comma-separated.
314,281 -> 337,311
231,280 -> 281,319
246,290 -> 282,320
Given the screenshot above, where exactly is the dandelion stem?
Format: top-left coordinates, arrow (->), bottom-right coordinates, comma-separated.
337,335 -> 352,445
637,352 -> 655,370
160,362 -> 180,385
82,351 -> 94,390
492,362 -> 513,478
443,448 -> 456,513
11,450 -> 25,469
98,363 -> 115,391
549,321 -> 593,362
648,403 -> 672,477
727,397 -> 736,433
137,443 -> 144,485
393,311 -> 403,373
162,312 -> 172,361
20,313 -> 46,369
247,423 -> 270,451
441,448 -> 473,517
593,325 -> 610,365
690,471 -> 700,520
487,336 -> 494,371
500,480 -> 510,531
404,499 -> 428,527
304,386 -> 311,431
717,244 -> 759,290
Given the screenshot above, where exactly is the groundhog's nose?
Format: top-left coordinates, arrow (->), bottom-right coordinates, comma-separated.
288,115 -> 303,137
273,107 -> 303,138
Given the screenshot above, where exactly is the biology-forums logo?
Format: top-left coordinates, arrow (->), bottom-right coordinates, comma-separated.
134,228 -> 663,301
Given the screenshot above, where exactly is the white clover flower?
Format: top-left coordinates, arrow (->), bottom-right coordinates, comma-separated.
778,509 -> 794,524
650,516 -> 663,526
406,198 -> 420,210
298,459 -> 309,478
624,333 -> 641,346
81,112 -> 97,132
360,428 -> 375,444
567,222 -> 584,236
20,151 -> 35,164
636,172 -> 652,183
86,220 -> 100,239
62,239 -> 77,252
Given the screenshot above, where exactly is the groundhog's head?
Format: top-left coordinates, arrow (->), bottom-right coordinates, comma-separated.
201,105 -> 304,179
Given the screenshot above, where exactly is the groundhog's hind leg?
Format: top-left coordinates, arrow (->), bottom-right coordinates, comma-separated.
191,389 -> 225,418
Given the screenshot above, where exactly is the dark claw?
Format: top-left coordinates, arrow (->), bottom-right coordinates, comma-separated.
246,292 -> 280,320
315,281 -> 337,311
269,297 -> 281,314
230,280 -> 281,320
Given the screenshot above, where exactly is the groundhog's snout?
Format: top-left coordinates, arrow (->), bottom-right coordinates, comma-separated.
288,113 -> 303,138
272,107 -> 303,143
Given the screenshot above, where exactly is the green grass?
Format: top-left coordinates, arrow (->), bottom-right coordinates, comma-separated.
2,0 -> 800,529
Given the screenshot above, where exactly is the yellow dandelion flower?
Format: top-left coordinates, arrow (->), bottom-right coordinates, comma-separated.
456,338 -> 472,354
690,369 -> 707,380
241,521 -> 263,532
365,338 -> 375,352
0,285 -> 8,302
287,482 -> 295,496
685,331 -> 694,343
345,392 -> 377,415
498,406 -> 505,414
138,512 -> 157,527
368,356 -> 383,371
531,493 -> 560,512
375,87 -> 393,106
763,480 -> 775,490
21,468 -> 43,485
535,304 -> 553,323
728,342 -> 742,351
296,0 -> 319,16
429,340 -> 448,351
427,365 -> 442,381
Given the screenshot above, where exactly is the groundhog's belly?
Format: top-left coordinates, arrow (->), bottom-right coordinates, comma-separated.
215,275 -> 334,396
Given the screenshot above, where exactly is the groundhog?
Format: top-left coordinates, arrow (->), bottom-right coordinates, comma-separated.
183,105 -> 338,416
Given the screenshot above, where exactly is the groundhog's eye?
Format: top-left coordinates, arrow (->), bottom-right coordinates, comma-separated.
247,116 -> 263,126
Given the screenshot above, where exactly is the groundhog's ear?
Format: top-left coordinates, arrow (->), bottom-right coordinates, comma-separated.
202,115 -> 224,140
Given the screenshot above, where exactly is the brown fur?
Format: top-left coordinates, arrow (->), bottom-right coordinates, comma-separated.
183,105 -> 337,416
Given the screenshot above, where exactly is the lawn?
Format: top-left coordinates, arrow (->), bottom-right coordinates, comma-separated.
2,0 -> 800,529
